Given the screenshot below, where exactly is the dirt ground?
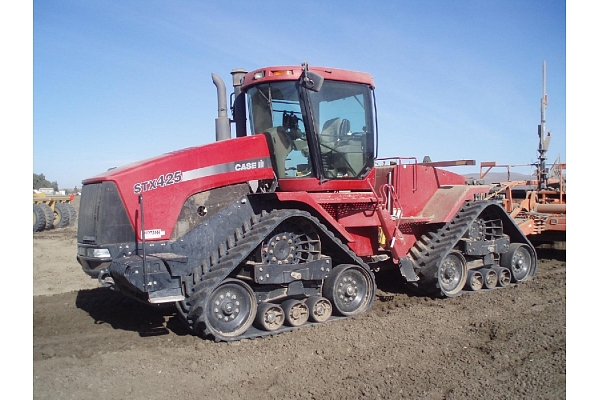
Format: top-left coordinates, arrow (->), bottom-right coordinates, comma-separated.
31,197 -> 568,399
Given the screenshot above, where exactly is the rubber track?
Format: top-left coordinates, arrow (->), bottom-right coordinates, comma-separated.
409,200 -> 504,298
182,208 -> 376,342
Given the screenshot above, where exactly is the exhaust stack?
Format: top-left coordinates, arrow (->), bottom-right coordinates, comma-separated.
231,68 -> 248,137
212,73 -> 231,141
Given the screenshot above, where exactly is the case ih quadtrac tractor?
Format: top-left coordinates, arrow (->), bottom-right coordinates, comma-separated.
77,63 -> 536,341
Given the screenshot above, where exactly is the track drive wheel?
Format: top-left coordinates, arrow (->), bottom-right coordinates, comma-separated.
33,205 -> 46,232
437,251 -> 467,297
323,264 -> 375,317
53,203 -> 70,228
202,279 -> 257,339
501,243 -> 535,282
260,218 -> 321,265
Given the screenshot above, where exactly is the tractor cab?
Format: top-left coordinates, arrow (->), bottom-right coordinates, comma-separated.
242,64 -> 377,186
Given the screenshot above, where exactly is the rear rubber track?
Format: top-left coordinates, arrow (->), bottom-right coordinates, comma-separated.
409,200 -> 535,298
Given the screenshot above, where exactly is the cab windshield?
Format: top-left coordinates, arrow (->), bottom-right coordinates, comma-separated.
309,80 -> 375,179
247,80 -> 375,180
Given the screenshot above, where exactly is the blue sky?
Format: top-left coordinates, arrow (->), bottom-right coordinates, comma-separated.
29,0 -> 567,190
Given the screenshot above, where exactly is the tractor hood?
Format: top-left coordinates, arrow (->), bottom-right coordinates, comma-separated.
81,134 -> 274,241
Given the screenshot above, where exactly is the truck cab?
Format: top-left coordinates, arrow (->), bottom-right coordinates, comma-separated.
242,64 -> 376,192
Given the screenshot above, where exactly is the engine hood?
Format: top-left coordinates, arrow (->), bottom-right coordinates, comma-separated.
81,134 -> 274,241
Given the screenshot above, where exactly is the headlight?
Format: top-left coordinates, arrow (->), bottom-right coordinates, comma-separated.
88,248 -> 111,258
78,247 -> 111,258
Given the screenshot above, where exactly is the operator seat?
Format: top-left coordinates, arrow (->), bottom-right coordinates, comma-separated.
320,118 -> 350,149
320,118 -> 354,177
263,126 -> 293,178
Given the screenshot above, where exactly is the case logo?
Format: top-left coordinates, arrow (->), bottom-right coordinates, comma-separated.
235,159 -> 266,171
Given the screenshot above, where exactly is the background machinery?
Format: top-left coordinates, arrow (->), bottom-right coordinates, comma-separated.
76,63 -> 537,341
478,61 -> 566,250
33,192 -> 77,232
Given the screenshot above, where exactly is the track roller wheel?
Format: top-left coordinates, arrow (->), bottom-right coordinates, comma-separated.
254,303 -> 284,331
305,296 -> 332,323
480,268 -> 498,289
437,251 -> 467,297
204,279 -> 257,339
466,270 -> 483,291
501,243 -> 535,282
323,264 -> 375,316
492,267 -> 511,287
33,205 -> 46,232
281,299 -> 309,327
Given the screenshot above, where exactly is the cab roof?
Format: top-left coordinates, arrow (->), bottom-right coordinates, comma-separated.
241,65 -> 375,92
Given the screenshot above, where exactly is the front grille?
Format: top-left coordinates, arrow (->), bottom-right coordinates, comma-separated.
77,181 -> 135,245
78,184 -> 102,244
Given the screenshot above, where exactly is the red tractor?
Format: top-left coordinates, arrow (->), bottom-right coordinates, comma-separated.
76,63 -> 536,341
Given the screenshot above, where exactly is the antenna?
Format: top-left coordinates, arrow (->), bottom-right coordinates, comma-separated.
538,61 -> 551,190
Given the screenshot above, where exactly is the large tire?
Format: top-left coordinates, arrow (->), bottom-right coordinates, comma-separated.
53,203 -> 71,228
65,203 -> 77,225
33,205 -> 46,232
38,203 -> 54,230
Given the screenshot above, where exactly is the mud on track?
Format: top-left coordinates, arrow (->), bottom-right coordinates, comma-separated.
32,209 -> 567,400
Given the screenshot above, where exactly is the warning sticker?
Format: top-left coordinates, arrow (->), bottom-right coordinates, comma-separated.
142,229 -> 166,239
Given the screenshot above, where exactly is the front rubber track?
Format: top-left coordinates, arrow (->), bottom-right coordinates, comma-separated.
179,209 -> 376,342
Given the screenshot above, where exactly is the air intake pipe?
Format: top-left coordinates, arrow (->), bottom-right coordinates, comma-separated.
212,73 -> 231,141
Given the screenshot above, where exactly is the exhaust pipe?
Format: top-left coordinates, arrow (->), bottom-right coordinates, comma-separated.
231,68 -> 248,138
212,73 -> 231,141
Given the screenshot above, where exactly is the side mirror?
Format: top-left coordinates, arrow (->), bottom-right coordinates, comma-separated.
300,70 -> 324,92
